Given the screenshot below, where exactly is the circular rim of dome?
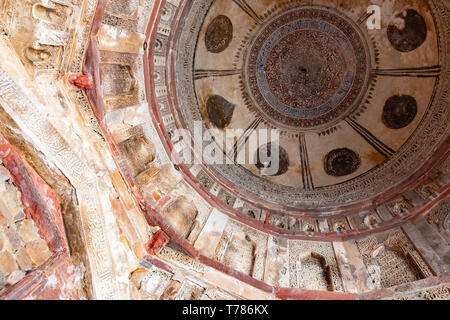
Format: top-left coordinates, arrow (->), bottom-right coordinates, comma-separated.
168,0 -> 449,211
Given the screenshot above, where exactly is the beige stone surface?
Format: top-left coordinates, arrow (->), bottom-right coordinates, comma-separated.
25,239 -> 52,267
4,228 -> 22,252
0,181 -> 24,226
15,247 -> 33,271
17,219 -> 41,244
0,250 -> 18,276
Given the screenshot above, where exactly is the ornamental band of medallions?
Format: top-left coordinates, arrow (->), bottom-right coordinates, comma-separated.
172,0 -> 449,208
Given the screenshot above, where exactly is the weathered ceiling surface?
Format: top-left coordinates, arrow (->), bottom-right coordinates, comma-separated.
0,0 -> 449,300
174,0 -> 447,210
147,0 -> 450,238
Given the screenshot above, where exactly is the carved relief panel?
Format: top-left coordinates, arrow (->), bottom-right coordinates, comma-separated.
2,0 -> 73,72
296,253 -> 332,291
101,64 -> 135,97
215,220 -> 267,280
426,199 -> 450,242
288,240 -> 343,292
356,229 -> 433,289
387,196 -> 413,216
117,126 -> 155,177
99,51 -> 142,111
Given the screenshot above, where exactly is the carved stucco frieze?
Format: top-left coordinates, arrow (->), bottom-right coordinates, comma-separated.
0,36 -> 139,299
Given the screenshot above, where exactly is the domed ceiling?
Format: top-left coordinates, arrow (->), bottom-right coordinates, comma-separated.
0,0 -> 449,301
149,0 -> 450,218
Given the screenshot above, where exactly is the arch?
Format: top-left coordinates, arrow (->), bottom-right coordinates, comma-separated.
25,47 -> 50,63
375,247 -> 423,288
222,234 -> 256,276
32,4 -> 60,24
296,252 -> 332,291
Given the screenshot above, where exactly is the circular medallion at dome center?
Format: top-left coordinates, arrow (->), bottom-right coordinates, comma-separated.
244,6 -> 371,131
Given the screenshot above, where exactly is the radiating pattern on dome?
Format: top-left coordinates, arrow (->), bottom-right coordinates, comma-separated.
243,6 -> 370,131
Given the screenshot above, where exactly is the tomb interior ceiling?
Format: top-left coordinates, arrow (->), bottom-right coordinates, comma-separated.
0,0 -> 448,301
166,0 -> 448,213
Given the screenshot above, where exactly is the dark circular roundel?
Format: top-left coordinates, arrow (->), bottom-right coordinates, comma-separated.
382,95 -> 418,129
255,143 -> 290,176
206,95 -> 235,129
325,148 -> 361,177
205,15 -> 233,53
387,9 -> 427,53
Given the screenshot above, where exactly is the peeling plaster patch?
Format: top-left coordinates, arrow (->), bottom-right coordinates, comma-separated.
46,274 -> 58,289
194,209 -> 229,257
371,0 -> 397,25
